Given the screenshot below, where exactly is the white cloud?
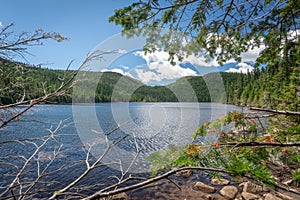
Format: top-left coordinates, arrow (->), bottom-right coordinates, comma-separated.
135,69 -> 161,83
225,62 -> 254,74
0,21 -> 2,27
185,45 -> 264,66
134,50 -> 197,83
241,45 -> 265,63
120,64 -> 129,70
111,42 -> 265,84
183,54 -> 219,67
101,68 -> 134,78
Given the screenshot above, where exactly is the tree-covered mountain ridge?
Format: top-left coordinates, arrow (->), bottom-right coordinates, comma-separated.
1,57 -> 299,112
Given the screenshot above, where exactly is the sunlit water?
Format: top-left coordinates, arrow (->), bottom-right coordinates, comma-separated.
0,103 -> 241,198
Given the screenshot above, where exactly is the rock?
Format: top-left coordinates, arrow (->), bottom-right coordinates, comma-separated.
239,182 -> 264,193
262,185 -> 270,192
264,193 -> 281,200
220,186 -> 238,199
111,192 -> 128,200
283,179 -> 293,186
193,181 -> 216,193
276,192 -> 293,200
211,178 -> 230,185
205,194 -> 215,200
177,169 -> 192,178
241,192 -> 261,200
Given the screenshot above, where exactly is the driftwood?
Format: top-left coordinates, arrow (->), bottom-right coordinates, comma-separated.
250,107 -> 300,116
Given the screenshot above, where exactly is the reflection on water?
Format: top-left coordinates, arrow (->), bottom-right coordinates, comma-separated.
0,103 -> 241,198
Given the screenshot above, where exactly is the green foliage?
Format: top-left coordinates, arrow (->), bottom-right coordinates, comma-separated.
192,117 -> 226,141
110,0 -> 299,113
0,58 -> 73,104
147,110 -> 300,187
147,144 -> 184,175
1,58 -> 247,104
110,0 -> 299,67
192,123 -> 209,140
292,169 -> 300,185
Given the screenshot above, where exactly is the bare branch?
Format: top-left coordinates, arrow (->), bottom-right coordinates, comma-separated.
250,107 -> 300,116
83,166 -> 226,200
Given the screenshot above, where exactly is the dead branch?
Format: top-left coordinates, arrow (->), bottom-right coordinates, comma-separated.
250,107 -> 300,116
0,23 -> 67,59
0,121 -> 63,198
219,141 -> 300,147
83,166 -> 226,200
48,124 -> 128,199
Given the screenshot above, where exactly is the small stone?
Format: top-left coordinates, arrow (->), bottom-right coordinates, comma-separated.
211,178 -> 230,185
111,192 -> 128,200
220,186 -> 238,199
193,181 -> 216,193
264,193 -> 281,200
241,192 -> 261,200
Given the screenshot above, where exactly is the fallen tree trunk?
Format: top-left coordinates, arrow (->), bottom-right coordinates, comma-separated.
250,107 -> 300,116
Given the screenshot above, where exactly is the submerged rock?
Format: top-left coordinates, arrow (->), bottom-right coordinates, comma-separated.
211,178 -> 230,185
193,181 -> 216,193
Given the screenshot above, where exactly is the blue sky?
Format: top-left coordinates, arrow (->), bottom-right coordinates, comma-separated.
0,0 -> 263,85
0,0 -> 133,69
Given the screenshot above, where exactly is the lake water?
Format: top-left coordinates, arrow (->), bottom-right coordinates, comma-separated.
0,103 -> 241,198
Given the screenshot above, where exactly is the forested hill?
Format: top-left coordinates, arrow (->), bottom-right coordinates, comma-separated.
0,58 -> 241,104
1,57 -> 299,111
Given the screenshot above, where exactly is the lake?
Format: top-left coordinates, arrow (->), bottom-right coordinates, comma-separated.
0,102 -> 241,198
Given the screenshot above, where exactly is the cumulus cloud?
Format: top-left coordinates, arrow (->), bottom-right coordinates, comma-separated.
225,62 -> 254,73
134,50 -> 197,83
104,42 -> 265,85
0,21 -> 2,27
240,45 -> 265,63
101,68 -> 134,78
182,54 -> 219,67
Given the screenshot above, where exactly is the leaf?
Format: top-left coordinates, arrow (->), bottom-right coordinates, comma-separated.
186,144 -> 201,158
214,142 -> 221,148
264,136 -> 274,143
192,124 -> 207,141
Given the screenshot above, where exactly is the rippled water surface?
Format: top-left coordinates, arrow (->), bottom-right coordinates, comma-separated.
0,103 -> 241,198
